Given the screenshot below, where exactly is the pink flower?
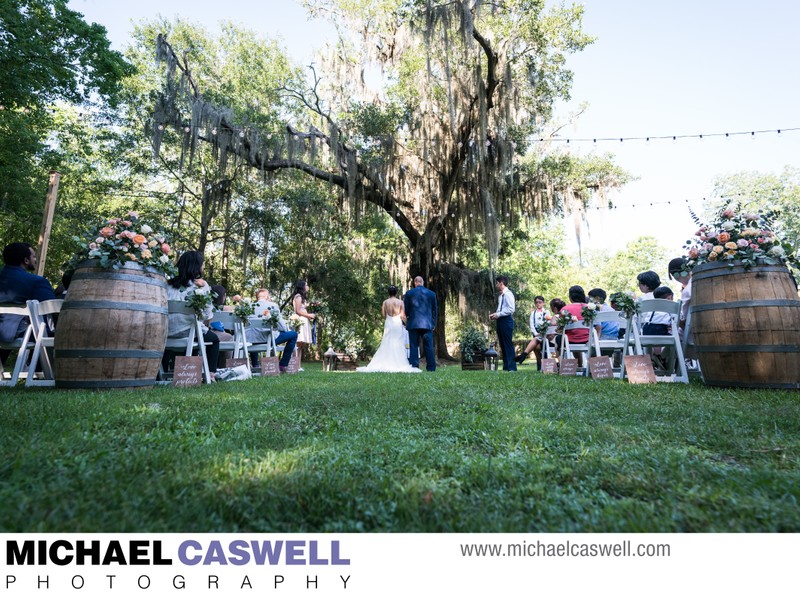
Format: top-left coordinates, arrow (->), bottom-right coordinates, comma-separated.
95,237 -> 105,244
722,208 -> 735,219
688,247 -> 699,258
737,239 -> 749,248
99,227 -> 114,238
717,232 -> 730,244
127,211 -> 139,219
160,243 -> 171,255
120,220 -> 133,227
88,242 -> 97,250
750,243 -> 759,250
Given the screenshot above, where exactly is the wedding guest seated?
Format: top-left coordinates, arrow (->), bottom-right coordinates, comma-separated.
245,288 -> 298,373
545,298 -> 566,351
554,286 -> 589,352
653,286 -> 674,301
165,251 -> 220,380
515,295 -> 548,369
587,288 -> 619,340
668,257 -> 692,343
0,242 -> 57,364
637,270 -> 671,335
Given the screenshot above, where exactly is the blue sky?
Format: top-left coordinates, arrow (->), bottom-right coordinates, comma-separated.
68,0 -> 800,256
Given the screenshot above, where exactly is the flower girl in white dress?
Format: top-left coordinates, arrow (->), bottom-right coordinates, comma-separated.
358,286 -> 422,373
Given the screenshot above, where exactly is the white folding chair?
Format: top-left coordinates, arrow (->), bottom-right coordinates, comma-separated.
559,321 -> 600,376
25,299 -> 64,387
0,303 -> 36,387
630,300 -> 689,384
541,327 -> 557,362
590,310 -> 635,379
681,308 -> 702,378
242,317 -> 284,369
160,301 -> 212,384
211,310 -> 248,363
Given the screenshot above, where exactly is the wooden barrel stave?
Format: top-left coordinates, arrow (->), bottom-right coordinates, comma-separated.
691,262 -> 800,388
55,262 -> 168,389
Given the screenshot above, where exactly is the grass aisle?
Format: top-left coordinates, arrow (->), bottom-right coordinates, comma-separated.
1,363 -> 798,532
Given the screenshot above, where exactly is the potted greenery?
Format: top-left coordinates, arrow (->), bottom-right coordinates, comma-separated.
459,325 -> 487,370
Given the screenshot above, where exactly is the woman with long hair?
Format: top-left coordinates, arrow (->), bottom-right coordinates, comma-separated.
291,279 -> 316,371
165,251 -> 220,380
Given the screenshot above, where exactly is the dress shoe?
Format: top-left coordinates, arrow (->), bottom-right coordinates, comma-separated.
279,365 -> 288,373
515,352 -> 528,364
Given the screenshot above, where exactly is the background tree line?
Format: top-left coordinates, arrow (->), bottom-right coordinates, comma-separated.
2,0 -> 798,358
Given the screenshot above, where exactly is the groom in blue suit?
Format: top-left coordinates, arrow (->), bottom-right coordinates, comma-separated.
403,276 -> 437,371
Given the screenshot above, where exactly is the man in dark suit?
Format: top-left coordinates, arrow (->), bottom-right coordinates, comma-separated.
0,243 -> 56,362
489,274 -> 517,371
403,276 -> 437,371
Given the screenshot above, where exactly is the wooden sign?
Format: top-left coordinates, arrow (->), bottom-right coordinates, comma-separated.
172,356 -> 203,387
558,358 -> 579,376
284,350 -> 301,374
541,359 -> 559,374
259,354 -> 280,377
224,357 -> 249,369
624,355 -> 657,384
588,356 -> 614,380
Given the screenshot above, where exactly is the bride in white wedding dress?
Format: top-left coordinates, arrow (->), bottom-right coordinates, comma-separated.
358,286 -> 422,373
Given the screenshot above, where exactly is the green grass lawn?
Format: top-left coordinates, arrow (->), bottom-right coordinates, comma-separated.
1,363 -> 798,532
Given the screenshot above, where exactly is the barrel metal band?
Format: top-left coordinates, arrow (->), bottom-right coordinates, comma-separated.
692,265 -> 789,280
704,379 -> 800,390
72,271 -> 167,287
695,344 -> 800,353
61,301 -> 168,314
56,349 -> 164,359
56,379 -> 157,389
691,299 -> 800,313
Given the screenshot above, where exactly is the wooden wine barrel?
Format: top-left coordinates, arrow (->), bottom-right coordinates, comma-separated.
54,261 -> 168,388
690,261 -> 800,389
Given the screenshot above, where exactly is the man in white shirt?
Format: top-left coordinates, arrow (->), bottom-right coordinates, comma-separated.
489,275 -> 516,371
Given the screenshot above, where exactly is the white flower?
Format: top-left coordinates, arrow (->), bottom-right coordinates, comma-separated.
721,221 -> 736,231
768,246 -> 785,257
141,224 -> 153,234
159,254 -> 169,263
587,302 -> 597,310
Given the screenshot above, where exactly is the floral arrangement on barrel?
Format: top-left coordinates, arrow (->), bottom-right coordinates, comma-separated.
68,211 -> 177,276
684,204 -> 800,272
580,302 -> 598,327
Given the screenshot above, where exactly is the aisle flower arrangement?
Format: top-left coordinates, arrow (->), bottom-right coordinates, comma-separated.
555,310 -> 574,332
68,211 -> 177,276
180,280 -> 215,320
609,292 -> 639,318
684,205 -> 799,271
580,302 -> 598,326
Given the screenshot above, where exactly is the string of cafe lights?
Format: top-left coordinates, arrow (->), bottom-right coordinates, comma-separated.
3,105 -> 799,146
529,127 -> 800,144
